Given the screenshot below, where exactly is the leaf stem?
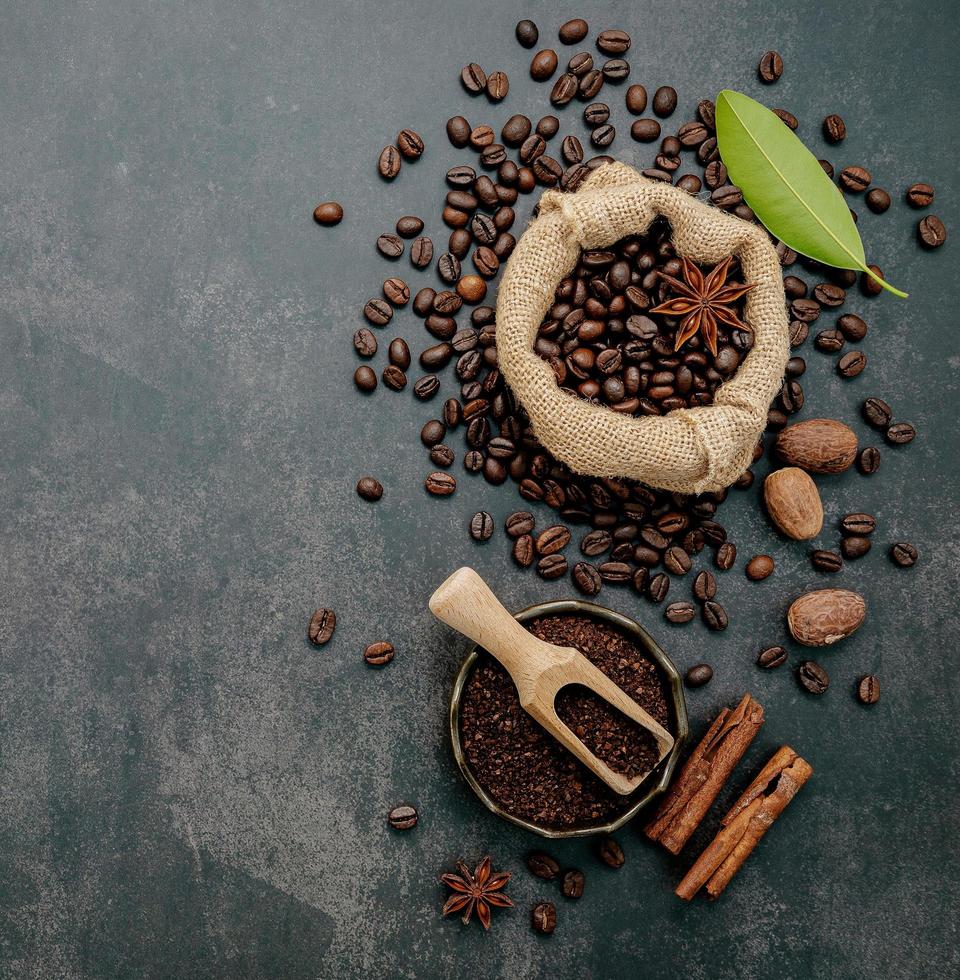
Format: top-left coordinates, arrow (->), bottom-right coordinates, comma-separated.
861,264 -> 908,299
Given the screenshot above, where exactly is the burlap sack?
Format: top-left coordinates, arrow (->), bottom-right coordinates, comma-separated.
496,161 -> 789,494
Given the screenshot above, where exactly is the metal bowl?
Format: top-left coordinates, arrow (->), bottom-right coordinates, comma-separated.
449,597 -> 689,839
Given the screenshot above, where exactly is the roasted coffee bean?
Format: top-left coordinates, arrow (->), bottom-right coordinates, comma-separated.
861,264 -> 884,296
857,675 -> 881,705
516,19 -> 539,47
866,187 -> 891,213
533,156 -> 563,185
597,29 -> 631,54
504,511 -> 534,538
885,422 -> 916,445
783,276 -> 807,299
531,902 -> 557,935
356,476 -> 383,501
560,869 -> 585,899
862,397 -> 893,428
715,541 -> 737,570
598,837 -> 625,868
534,116 -> 559,140
561,135 -> 584,165
838,350 -> 867,378
353,365 -> 377,392
663,546 -> 692,575
857,446 -> 881,474
364,641 -> 395,666
469,511 -> 495,541
797,660 -> 829,695
429,444 -> 454,467
758,50 -> 784,83
579,529 -> 612,556
353,328 -> 378,358
906,182 -> 934,208
711,184 -> 743,209
647,572 -> 669,603
811,549 -> 843,573
890,542 -> 918,567
577,69 -> 604,100
397,129 -> 424,160
677,174 -> 702,194
501,114 -> 532,147
651,86 -> 677,117
388,337 -> 411,370
512,534 -> 535,567
677,120 -> 709,147
773,108 -> 798,130
602,58 -> 630,82
624,84 -> 648,115
308,608 -> 336,646
536,524 -> 572,555
837,313 -> 868,342
446,116 -> 471,148
531,48 -> 559,81
486,70 -> 509,101
685,663 -> 713,687
597,561 -> 631,584
839,166 -> 871,192
550,73 -> 578,106
630,118 -> 661,142
746,554 -> 774,581
788,320 -> 809,347
572,561 -> 602,596
559,18 -> 589,43
387,804 -> 418,830
702,600 -> 728,631
791,297 -> 820,323
313,201 -> 343,225
437,253 -> 461,283
376,233 -> 403,259
383,278 -> 411,308
425,471 -> 456,496
692,570 -> 717,602
918,215 -> 947,248
457,275 -> 487,303
813,282 -> 845,307
841,535 -> 871,560
591,124 -> 615,148
382,365 -> 407,391
378,145 -> 401,180
420,419 -> 445,447
840,513 -> 876,536
480,143 -> 507,167
665,601 -> 696,624
410,236 -> 433,269
822,113 -> 846,143
460,62 -> 486,94
757,645 -> 788,669
537,553 -> 568,579
519,134 -> 546,164
568,51 -> 594,76
363,298 -> 392,325
704,160 -> 727,190
527,852 -> 561,881
463,449 -> 483,472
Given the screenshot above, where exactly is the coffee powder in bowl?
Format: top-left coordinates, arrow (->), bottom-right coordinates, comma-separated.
450,600 -> 688,838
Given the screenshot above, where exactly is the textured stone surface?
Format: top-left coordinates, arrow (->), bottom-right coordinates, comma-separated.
0,1 -> 957,977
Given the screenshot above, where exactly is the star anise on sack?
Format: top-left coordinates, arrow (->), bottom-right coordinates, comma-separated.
440,856 -> 513,929
650,255 -> 757,356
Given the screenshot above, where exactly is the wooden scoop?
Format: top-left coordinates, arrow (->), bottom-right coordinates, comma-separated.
429,567 -> 675,796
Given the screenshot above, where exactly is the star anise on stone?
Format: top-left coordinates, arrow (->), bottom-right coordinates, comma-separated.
650,255 -> 757,356
440,856 -> 513,930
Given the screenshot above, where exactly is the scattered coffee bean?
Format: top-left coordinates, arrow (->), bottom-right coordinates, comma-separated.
425,471 -> 456,496
376,233 -> 404,259
559,18 -> 589,44
505,511 -> 535,537
446,116 -> 471,148
597,29 -> 631,54
905,182 -> 934,208
857,446 -> 881,474
889,542 -> 918,567
602,58 -> 630,82
364,641 -> 395,666
354,365 -> 377,392
838,313 -> 868,341
469,511 -> 494,541
857,675 -> 880,705
811,549 -> 843,573
537,554 -> 568,579
692,570 -> 717,602
797,660 -> 829,695
647,572 -> 670,603
513,534 -> 535,567
746,554 -> 775,581
356,476 -> 383,501
536,524 -> 572,555
757,645 -> 787,669
841,535 -> 871,559
516,19 -> 539,48
560,869 -> 585,899
353,329 -> 378,358
861,264 -> 884,296
377,145 -> 401,180
630,118 -> 661,142
382,364 -> 407,391
531,49 -> 559,81
429,444 -> 454,467
531,902 -> 557,935
460,62 -> 486,94
840,513 -> 876,535
862,397 -> 893,429
701,600 -> 728,631
838,350 -> 867,378
397,129 -> 424,160
486,70 -> 509,101
885,422 -> 916,445
527,852 -> 560,880
822,113 -> 846,143
387,804 -> 418,830
685,663 -> 714,688
665,601 -> 696,624
383,277 -> 410,306
308,608 -> 336,646
715,541 -> 737,570
866,188 -> 891,213
410,236 -> 433,268
773,108 -> 798,130
652,86 -> 677,117
598,837 -> 625,868
918,214 -> 946,248
313,201 -> 343,225
839,166 -> 872,193
572,561 -> 602,596
758,50 -> 783,83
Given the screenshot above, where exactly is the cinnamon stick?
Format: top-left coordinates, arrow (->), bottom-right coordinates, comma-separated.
675,746 -> 813,900
644,693 -> 764,855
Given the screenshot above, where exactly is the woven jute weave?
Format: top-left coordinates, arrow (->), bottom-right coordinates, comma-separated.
496,161 -> 789,494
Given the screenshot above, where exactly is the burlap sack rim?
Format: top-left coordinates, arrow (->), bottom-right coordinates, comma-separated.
495,161 -> 790,494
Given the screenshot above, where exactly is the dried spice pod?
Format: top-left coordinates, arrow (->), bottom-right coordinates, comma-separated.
775,419 -> 858,474
787,589 -> 866,646
763,467 -> 823,540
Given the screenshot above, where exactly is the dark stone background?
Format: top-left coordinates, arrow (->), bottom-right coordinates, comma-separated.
1,1 -> 957,977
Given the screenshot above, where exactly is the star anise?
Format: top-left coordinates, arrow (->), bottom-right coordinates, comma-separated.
440,856 -> 513,930
650,255 -> 757,357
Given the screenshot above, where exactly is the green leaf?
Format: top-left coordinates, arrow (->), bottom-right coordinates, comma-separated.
715,89 -> 907,298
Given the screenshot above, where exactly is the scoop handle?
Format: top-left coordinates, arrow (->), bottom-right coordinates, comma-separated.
429,567 -> 540,681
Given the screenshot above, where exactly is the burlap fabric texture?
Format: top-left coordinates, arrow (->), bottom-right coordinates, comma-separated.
496,161 -> 789,494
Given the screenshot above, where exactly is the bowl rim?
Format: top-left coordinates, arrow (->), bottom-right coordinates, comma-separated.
449,597 -> 689,839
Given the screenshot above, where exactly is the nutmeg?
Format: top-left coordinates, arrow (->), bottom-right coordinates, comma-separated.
763,467 -> 824,540
787,589 -> 866,646
775,419 -> 858,474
